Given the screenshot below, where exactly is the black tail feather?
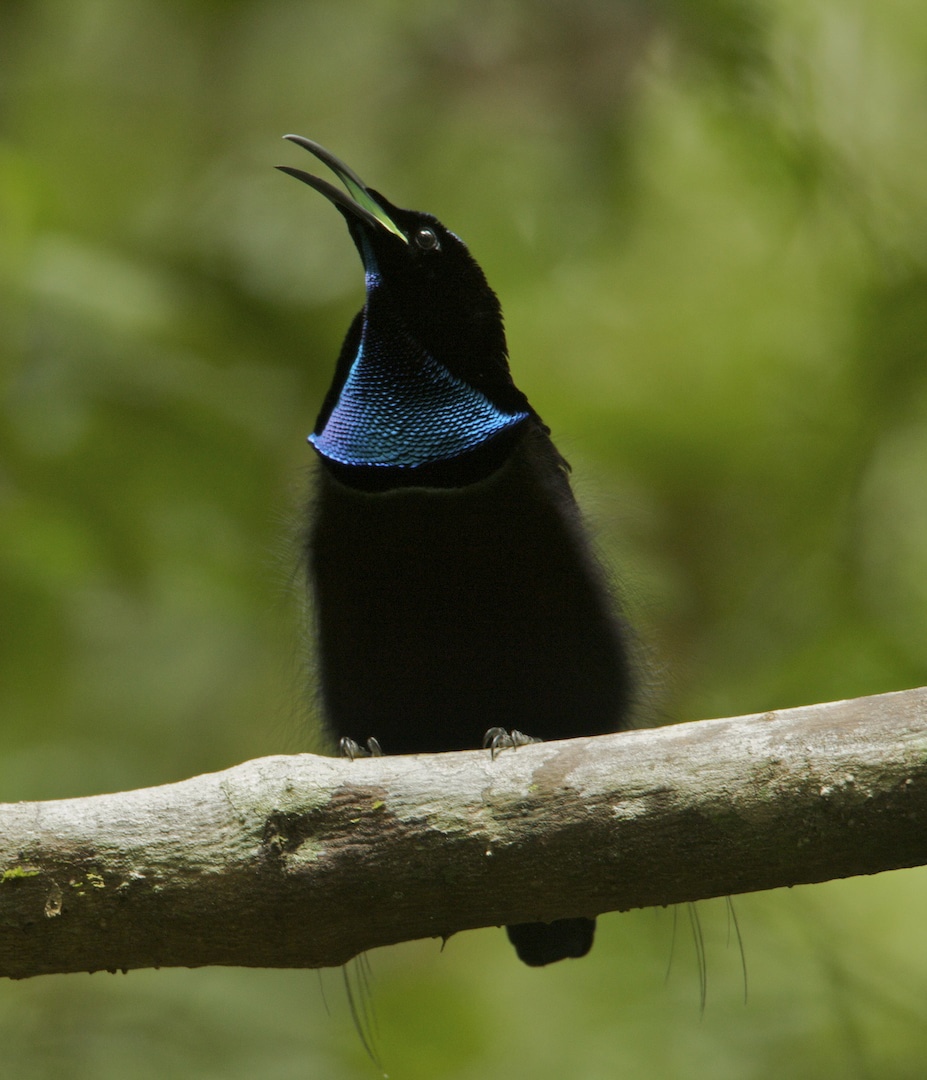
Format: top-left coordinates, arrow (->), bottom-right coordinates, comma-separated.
506,917 -> 596,967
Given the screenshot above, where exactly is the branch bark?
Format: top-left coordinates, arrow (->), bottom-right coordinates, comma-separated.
2,686 -> 927,980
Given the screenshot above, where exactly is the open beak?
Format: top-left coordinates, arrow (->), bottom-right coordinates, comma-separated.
277,135 -> 408,243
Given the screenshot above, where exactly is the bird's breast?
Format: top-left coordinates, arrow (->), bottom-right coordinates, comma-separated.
307,425 -> 633,754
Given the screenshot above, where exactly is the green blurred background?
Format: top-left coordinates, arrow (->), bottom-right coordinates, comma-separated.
2,0 -> 927,1076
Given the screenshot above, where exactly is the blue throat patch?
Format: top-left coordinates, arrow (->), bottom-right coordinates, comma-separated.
310,315 -> 529,469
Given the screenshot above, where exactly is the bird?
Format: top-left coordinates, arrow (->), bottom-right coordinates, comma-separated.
278,136 -> 635,966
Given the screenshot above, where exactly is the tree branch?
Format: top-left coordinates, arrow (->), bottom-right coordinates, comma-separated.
2,686 -> 926,980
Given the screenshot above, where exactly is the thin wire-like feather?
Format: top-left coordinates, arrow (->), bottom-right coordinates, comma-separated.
342,960 -> 387,1078
687,903 -> 708,1014
725,896 -> 749,1004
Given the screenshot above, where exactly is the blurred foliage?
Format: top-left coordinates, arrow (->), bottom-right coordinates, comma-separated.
2,0 -> 927,1077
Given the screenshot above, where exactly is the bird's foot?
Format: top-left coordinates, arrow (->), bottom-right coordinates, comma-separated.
339,736 -> 383,760
482,727 -> 542,759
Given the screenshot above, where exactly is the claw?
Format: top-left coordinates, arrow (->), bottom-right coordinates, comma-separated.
339,736 -> 383,760
482,727 -> 542,759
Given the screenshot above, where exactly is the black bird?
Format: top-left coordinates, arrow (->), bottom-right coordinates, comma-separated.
279,136 -> 635,966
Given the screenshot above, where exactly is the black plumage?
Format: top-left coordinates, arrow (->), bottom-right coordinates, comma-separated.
279,137 -> 634,965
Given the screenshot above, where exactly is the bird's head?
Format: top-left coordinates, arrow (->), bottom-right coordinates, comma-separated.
278,136 -> 523,410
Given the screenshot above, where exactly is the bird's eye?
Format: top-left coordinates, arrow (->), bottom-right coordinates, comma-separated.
414,227 -> 439,251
